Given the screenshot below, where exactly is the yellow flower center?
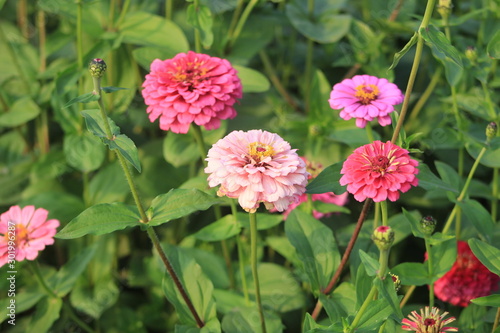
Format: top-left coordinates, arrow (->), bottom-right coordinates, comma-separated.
4,223 -> 29,246
355,84 -> 379,105
172,61 -> 209,88
248,142 -> 274,163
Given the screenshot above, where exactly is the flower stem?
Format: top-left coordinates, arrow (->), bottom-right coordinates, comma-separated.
347,285 -> 378,332
231,200 -> 250,304
380,200 -> 388,226
365,122 -> 375,143
424,237 -> 434,307
146,227 -> 205,328
225,0 -> 258,52
492,167 -> 498,222
165,0 -> 173,20
249,212 -> 267,333
304,0 -> 315,113
492,307 -> 500,333
400,285 -> 416,308
193,0 -> 202,53
406,67 -> 442,129
391,0 -> 436,144
115,0 -> 131,28
373,202 -> 381,228
442,146 -> 488,234
76,0 -> 84,115
191,124 -> 208,168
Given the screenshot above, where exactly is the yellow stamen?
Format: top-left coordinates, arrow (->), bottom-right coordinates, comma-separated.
248,142 -> 274,162
355,84 -> 379,104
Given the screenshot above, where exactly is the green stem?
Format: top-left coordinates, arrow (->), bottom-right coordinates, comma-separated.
193,0 -> 202,53
0,24 -> 30,94
391,0 -> 436,144
146,227 -> 205,328
373,202 -> 381,228
77,0 -> 84,115
249,212 -> 267,333
442,146 -> 488,234
231,200 -> 250,303
191,124 -> 208,168
380,201 -> 388,227
304,0 -> 315,113
221,239 -> 235,289
365,122 -> 375,143
165,0 -> 173,20
115,0 -> 131,28
108,0 -> 116,29
226,0 -> 258,51
492,307 -> 500,333
406,67 -> 442,128
348,285 -> 378,332
227,0 -> 244,42
400,285 -> 416,308
425,237 -> 434,307
493,168 -> 498,222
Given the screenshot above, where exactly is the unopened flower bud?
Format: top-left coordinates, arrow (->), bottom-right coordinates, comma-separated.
420,216 -> 436,236
389,272 -> 401,292
486,122 -> 497,142
465,47 -> 477,64
89,58 -> 107,78
372,225 -> 394,251
437,0 -> 453,17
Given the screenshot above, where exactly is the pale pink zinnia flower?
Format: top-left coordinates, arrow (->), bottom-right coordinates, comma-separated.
205,130 -> 309,213
142,51 -> 242,134
0,205 -> 59,267
433,241 -> 500,307
329,74 -> 404,128
402,306 -> 458,332
275,157 -> 348,219
339,140 -> 419,202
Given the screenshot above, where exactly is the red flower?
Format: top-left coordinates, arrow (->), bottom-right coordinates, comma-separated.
434,241 -> 500,307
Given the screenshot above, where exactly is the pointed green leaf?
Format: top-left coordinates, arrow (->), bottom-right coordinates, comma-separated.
63,92 -> 100,108
0,97 -> 41,127
359,250 -> 380,277
148,189 -> 222,226
417,163 -> 459,193
391,262 -> 430,286
401,208 -> 425,238
63,132 -> 106,172
233,65 -> 270,93
374,277 -> 403,319
193,215 -> 242,242
430,238 -> 457,282
457,199 -> 494,241
285,210 -> 340,295
101,86 -> 128,93
26,296 -> 62,333
468,239 -> 500,276
221,307 -> 283,333
487,30 -> 500,59
103,133 -> 142,172
389,32 -> 418,70
306,162 -> 346,195
56,203 -> 141,239
187,4 -> 214,48
81,109 -> 120,138
471,294 -> 500,307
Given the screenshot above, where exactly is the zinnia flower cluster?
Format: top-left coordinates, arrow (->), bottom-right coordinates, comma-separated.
276,157 -> 348,219
402,306 -> 458,332
329,74 -> 404,128
205,130 -> 309,213
142,51 -> 242,134
434,240 -> 500,307
0,205 -> 59,267
339,140 -> 419,202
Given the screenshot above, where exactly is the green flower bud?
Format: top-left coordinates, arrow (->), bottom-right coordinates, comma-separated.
89,58 -> 107,78
389,272 -> 401,292
465,47 -> 478,64
420,216 -> 436,236
437,0 -> 453,17
486,122 -> 497,142
372,225 -> 394,251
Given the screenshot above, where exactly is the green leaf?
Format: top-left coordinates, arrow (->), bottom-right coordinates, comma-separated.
103,133 -> 142,172
306,162 -> 346,195
162,245 -> 217,326
26,296 -> 62,333
239,212 -> 283,230
487,30 -> 500,59
63,92 -> 100,108
81,109 -> 120,138
401,208 -> 425,238
176,318 -> 222,333
417,163 -> 459,193
434,161 -> 460,200
374,277 -> 403,319
56,203 -> 141,239
88,162 -> 130,204
429,238 -> 456,282
312,201 -> 350,214
359,250 -> 379,277
186,4 -> 214,49
420,25 -> 463,86
233,65 -> 270,93
148,189 -> 222,226
163,133 -> 200,167
63,132 -> 106,173
468,239 -> 500,276
0,97 -> 41,127
0,286 -> 44,324
221,307 -> 283,333
132,46 -> 181,70
457,199 -> 494,241
119,12 -> 189,51
286,1 -> 351,44
355,298 -> 393,331
391,262 -> 430,286
320,282 -> 356,324
471,294 -> 500,307
466,139 -> 500,168
285,210 -> 340,295
389,32 -> 418,70
101,86 -> 129,93
193,215 -> 242,242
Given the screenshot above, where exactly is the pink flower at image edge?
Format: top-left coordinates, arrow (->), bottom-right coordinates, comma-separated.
0,205 -> 59,267
142,51 -> 242,134
329,74 -> 404,128
205,130 -> 309,213
402,306 -> 458,332
340,140 -> 419,202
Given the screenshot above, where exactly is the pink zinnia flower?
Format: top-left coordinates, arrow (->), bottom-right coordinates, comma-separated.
402,306 -> 458,332
339,140 -> 419,202
0,205 -> 59,267
205,130 -> 309,213
434,241 -> 500,307
142,51 -> 242,134
275,157 -> 348,219
329,74 -> 404,128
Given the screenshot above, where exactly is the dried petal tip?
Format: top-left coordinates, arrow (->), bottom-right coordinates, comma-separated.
420,216 -> 437,236
372,225 -> 394,251
486,122 -> 497,141
88,58 -> 107,78
389,272 -> 401,292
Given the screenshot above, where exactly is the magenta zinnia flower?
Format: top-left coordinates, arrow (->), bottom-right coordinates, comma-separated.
339,140 -> 419,202
0,205 -> 59,267
205,130 -> 309,213
142,51 -> 242,134
402,306 -> 458,332
275,157 -> 348,219
329,74 -> 404,128
434,241 -> 500,307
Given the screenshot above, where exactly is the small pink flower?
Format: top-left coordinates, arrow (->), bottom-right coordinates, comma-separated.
276,158 -> 348,219
205,130 -> 309,213
339,140 -> 419,202
142,51 -> 242,134
434,241 -> 500,307
402,306 -> 458,332
329,74 -> 403,128
0,205 -> 60,267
